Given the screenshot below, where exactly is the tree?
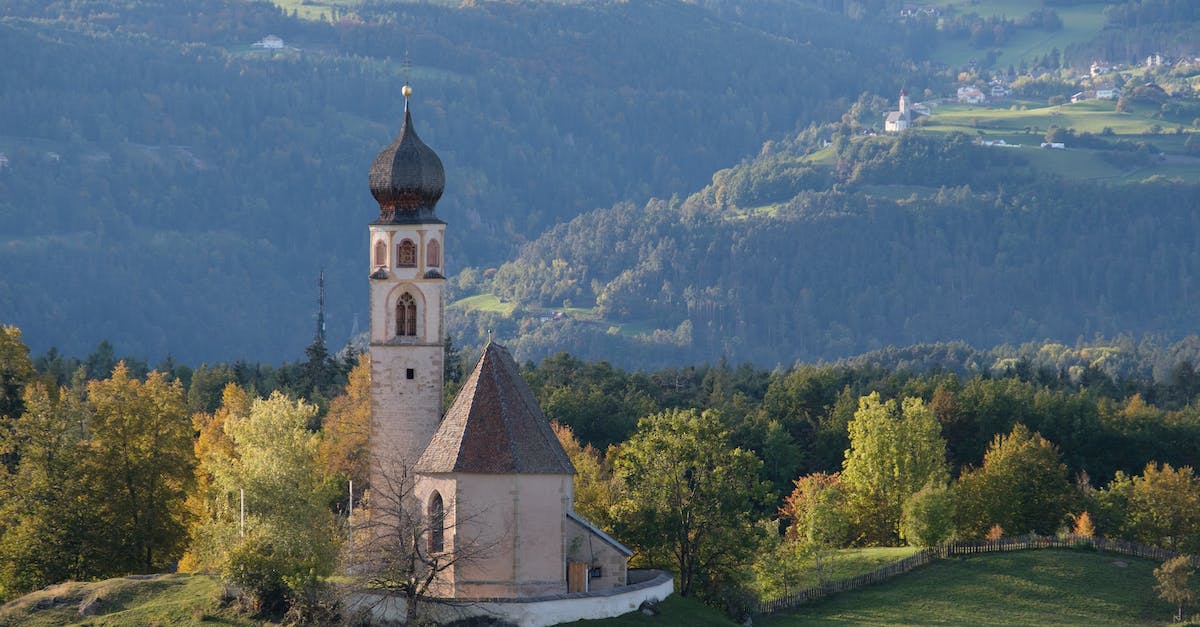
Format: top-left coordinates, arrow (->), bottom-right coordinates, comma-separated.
841,393 -> 948,544
320,356 -> 371,489
1126,463 -> 1200,552
611,408 -> 769,599
179,383 -> 250,573
752,533 -> 809,601
552,421 -> 619,529
780,472 -> 848,585
954,424 -> 1074,538
186,392 -> 338,614
340,458 -> 496,625
87,363 -> 193,573
1072,511 -> 1095,538
1154,555 -> 1196,622
0,382 -> 102,599
0,326 -> 34,442
901,484 -> 957,547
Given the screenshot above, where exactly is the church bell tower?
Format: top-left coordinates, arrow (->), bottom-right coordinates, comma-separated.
367,84 -> 447,468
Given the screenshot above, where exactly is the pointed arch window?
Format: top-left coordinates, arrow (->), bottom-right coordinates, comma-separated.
373,239 -> 387,267
396,293 -> 417,337
427,239 -> 441,268
428,492 -> 445,553
397,239 -> 417,267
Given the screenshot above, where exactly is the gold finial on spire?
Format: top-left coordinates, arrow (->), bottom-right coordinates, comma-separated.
400,49 -> 415,111
402,48 -> 413,111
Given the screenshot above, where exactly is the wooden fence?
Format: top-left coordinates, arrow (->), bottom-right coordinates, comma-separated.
757,535 -> 1197,615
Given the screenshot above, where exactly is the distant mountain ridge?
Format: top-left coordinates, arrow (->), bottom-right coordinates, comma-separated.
0,0 -> 904,362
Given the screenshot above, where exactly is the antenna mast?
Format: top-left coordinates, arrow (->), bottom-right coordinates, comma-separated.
316,268 -> 327,343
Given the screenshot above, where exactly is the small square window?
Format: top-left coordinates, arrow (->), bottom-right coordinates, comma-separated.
406,368 -> 415,380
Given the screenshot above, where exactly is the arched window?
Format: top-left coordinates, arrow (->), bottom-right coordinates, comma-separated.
427,239 -> 441,268
397,239 -> 417,267
396,293 -> 417,337
373,239 -> 387,267
428,492 -> 445,553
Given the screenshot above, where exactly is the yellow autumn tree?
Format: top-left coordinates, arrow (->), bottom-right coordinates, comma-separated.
179,383 -> 250,572
552,421 -> 620,529
1072,511 -> 1095,538
87,363 -> 193,574
319,355 -> 371,486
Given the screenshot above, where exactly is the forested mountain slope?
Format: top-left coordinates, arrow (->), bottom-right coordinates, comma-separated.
0,0 -> 906,362
478,122 -> 1200,368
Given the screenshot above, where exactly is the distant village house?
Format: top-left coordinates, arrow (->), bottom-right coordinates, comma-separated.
1095,84 -> 1120,100
252,35 -> 284,49
956,86 -> 986,104
899,4 -> 939,18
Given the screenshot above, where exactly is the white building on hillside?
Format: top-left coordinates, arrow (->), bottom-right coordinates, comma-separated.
253,35 -> 284,49
885,89 -> 913,133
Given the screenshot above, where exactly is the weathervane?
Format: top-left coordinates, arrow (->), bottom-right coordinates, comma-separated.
402,49 -> 413,111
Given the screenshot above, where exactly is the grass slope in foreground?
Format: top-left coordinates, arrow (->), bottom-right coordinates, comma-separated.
0,574 -> 253,627
762,549 -> 1173,626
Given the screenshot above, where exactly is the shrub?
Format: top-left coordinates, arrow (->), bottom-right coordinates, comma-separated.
901,485 -> 957,547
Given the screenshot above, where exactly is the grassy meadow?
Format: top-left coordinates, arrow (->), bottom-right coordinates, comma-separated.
450,292 -> 517,315
923,0 -> 1108,68
760,549 -> 1174,627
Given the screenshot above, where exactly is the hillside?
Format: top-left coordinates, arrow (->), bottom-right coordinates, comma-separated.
0,0 -> 908,364
6,0 -> 1200,368
466,82 -> 1200,368
0,574 -> 252,627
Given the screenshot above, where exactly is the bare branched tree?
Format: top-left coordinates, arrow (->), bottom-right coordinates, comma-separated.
340,455 -> 499,625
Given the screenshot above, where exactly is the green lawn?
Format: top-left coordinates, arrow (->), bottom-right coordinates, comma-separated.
761,549 -> 1174,626
926,101 -> 1166,136
923,0 -> 1107,68
786,547 -> 922,592
450,293 -> 517,315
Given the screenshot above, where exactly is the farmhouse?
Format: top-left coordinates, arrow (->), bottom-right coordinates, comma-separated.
252,35 -> 284,49
956,86 -> 985,104
1095,83 -> 1120,100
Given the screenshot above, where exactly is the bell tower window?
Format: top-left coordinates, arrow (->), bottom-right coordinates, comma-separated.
427,239 -> 441,268
373,239 -> 387,267
397,239 -> 417,267
396,293 -> 417,337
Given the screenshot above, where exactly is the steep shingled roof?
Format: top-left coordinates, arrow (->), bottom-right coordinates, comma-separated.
416,342 -> 575,475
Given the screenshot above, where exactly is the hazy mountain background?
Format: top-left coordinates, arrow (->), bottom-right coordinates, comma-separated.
3,0 -> 1200,369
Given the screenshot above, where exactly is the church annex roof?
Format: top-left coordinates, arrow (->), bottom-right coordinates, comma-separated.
416,342 -> 576,475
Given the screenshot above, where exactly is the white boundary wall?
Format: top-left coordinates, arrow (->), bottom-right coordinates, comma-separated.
347,570 -> 674,626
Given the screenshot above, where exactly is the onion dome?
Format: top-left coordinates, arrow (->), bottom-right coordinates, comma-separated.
369,85 -> 445,223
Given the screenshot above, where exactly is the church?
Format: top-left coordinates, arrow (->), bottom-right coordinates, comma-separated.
363,84 -> 631,599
